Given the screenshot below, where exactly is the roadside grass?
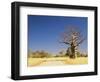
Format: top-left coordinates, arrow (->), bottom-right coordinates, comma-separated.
27,57 -> 88,67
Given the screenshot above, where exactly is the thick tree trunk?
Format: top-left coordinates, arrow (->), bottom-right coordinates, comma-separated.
69,45 -> 76,59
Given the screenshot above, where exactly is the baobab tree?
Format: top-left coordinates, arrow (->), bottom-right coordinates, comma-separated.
60,26 -> 86,58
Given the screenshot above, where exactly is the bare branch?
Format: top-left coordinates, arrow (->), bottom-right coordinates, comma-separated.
76,37 -> 86,46
60,25 -> 86,47
62,42 -> 70,45
59,41 -> 70,45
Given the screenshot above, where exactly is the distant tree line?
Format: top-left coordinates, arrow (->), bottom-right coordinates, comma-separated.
65,50 -> 88,57
54,50 -> 88,58
28,50 -> 88,58
28,50 -> 52,58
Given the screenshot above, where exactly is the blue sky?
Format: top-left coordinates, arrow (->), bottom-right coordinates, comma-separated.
28,15 -> 88,54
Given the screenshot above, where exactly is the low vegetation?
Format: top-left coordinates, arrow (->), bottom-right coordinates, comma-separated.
28,50 -> 88,67
28,50 -> 88,58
